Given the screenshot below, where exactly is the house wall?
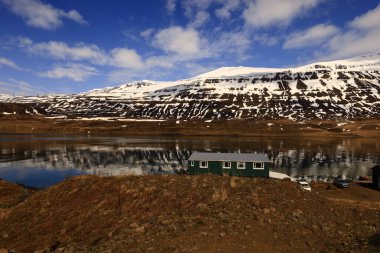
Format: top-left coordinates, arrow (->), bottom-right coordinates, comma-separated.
188,160 -> 269,178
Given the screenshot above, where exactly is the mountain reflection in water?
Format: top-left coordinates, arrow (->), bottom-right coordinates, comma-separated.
0,135 -> 379,187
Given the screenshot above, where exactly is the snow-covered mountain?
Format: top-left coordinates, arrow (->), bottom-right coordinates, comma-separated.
2,54 -> 380,120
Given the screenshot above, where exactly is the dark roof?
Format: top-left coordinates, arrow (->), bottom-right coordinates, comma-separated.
372,165 -> 380,171
188,152 -> 271,162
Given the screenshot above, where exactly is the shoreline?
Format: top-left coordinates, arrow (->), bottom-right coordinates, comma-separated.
1,116 -> 380,138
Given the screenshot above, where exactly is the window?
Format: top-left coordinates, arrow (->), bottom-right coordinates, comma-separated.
253,162 -> 264,170
200,161 -> 208,168
190,161 -> 194,166
222,161 -> 231,169
237,162 -> 245,169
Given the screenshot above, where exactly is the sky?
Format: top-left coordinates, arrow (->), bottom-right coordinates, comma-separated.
0,0 -> 380,95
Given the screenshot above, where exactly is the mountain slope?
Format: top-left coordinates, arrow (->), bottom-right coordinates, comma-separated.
2,54 -> 380,121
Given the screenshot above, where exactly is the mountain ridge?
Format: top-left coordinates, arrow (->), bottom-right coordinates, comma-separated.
1,54 -> 380,121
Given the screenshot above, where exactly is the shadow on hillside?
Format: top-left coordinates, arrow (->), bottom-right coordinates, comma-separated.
368,233 -> 380,249
357,182 -> 379,191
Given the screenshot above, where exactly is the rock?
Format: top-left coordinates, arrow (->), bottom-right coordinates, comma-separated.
107,231 -> 114,238
219,232 -> 226,238
135,226 -> 145,233
291,210 -> 304,220
200,232 -> 208,236
263,208 -> 270,214
130,222 -> 139,228
244,225 -> 252,230
217,212 -> 227,220
161,220 -> 171,225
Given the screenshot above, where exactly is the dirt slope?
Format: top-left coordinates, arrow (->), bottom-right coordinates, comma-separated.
0,175 -> 379,253
0,180 -> 35,220
1,117 -> 380,138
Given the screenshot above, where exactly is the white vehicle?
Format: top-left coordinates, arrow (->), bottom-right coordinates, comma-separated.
298,181 -> 311,191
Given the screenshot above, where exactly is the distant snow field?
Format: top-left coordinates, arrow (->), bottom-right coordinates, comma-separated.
1,54 -> 380,121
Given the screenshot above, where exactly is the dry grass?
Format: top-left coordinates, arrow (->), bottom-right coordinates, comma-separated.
0,175 -> 379,253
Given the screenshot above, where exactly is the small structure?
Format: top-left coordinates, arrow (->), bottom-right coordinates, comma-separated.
372,165 -> 380,189
188,152 -> 271,177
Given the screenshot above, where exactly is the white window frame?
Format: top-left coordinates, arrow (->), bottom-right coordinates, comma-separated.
237,162 -> 245,170
200,161 -> 208,168
222,161 -> 231,169
253,162 -> 264,170
190,161 -> 194,166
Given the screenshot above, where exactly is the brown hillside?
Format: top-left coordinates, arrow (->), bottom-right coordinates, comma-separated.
0,175 -> 379,253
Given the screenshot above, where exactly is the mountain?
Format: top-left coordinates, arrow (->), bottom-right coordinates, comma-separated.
1,54 -> 380,121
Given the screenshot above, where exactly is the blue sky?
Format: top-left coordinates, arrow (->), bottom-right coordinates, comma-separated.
0,0 -> 380,95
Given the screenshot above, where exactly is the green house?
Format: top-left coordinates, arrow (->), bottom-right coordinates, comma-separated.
187,152 -> 271,177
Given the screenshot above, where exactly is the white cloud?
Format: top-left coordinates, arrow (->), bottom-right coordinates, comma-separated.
110,48 -> 144,69
349,4 -> 380,30
39,63 -> 97,82
140,28 -> 155,39
215,0 -> 241,19
243,0 -> 321,28
189,11 -> 210,28
0,0 -> 87,30
253,34 -> 278,47
210,31 -> 251,59
153,26 -> 201,55
284,24 -> 339,49
0,79 -> 37,95
20,39 -> 109,64
326,29 -> 380,59
166,0 -> 176,13
181,0 -> 242,27
317,4 -> 380,60
17,37 -> 147,71
0,57 -> 22,70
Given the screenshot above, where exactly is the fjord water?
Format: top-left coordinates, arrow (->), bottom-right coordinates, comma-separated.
0,134 -> 379,188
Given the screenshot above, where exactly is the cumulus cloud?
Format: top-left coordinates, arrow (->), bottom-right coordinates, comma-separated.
284,24 -> 339,49
39,63 -> 98,82
153,26 -> 201,55
243,0 -> 321,28
0,57 -> 22,70
0,0 -> 87,30
110,48 -> 144,69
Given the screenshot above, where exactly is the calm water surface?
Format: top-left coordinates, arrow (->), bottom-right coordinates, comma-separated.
0,134 -> 379,188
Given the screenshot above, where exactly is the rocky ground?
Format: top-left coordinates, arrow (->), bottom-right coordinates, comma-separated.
1,116 -> 380,138
0,175 -> 379,253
